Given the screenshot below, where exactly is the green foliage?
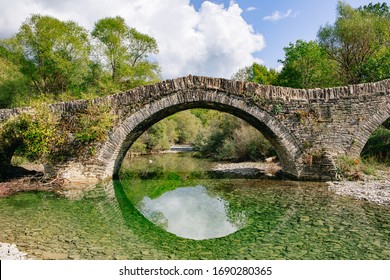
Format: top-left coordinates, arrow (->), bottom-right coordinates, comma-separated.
358,2 -> 389,17
234,2 -> 390,89
361,126 -> 390,165
318,1 -> 390,84
73,103 -> 116,144
131,110 -> 203,153
221,124 -> 274,161
231,63 -> 277,85
194,112 -> 274,161
0,108 -> 58,162
92,16 -> 160,90
335,153 -> 386,180
271,103 -> 283,115
0,103 -> 115,164
129,109 -> 275,162
251,63 -> 278,85
0,55 -> 31,108
277,40 -> 338,88
169,111 -> 202,144
0,14 -> 161,108
1,14 -> 92,95
141,121 -> 171,151
336,156 -> 364,180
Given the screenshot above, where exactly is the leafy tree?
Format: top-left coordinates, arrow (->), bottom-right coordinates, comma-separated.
0,49 -> 30,108
361,126 -> 390,164
169,111 -> 202,144
277,40 -> 337,88
141,121 -> 171,151
1,15 -> 92,95
358,2 -> 389,16
231,63 -> 277,85
251,64 -> 278,85
318,1 -> 390,84
231,66 -> 251,81
92,16 -> 160,90
194,112 -> 274,161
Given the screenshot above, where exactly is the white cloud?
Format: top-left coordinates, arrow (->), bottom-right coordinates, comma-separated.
247,7 -> 256,12
0,0 -> 265,79
263,9 -> 294,22
275,64 -> 284,72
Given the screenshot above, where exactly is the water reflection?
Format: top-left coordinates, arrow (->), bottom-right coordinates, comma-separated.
137,185 -> 246,240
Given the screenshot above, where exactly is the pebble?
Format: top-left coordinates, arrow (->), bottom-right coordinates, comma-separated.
0,243 -> 28,260
328,180 -> 390,206
212,162 -> 281,177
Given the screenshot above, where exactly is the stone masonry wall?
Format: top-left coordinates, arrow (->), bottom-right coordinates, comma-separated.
0,75 -> 389,184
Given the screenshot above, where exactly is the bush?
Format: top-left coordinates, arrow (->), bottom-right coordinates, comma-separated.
0,108 -> 59,162
73,103 -> 116,143
361,126 -> 390,165
336,155 -> 382,180
195,113 -> 275,161
0,103 -> 115,165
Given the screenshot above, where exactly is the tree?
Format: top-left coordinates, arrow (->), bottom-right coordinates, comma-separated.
358,2 -> 389,16
1,14 -> 92,95
92,16 -> 160,89
170,111 -> 202,144
251,64 -> 278,85
0,47 -> 30,108
277,40 -> 337,88
231,63 -> 277,85
318,1 -> 390,84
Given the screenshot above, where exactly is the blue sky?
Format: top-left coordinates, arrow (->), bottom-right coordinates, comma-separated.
190,0 -> 379,69
0,0 -> 384,78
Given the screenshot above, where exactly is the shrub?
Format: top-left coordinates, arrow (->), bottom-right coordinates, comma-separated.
73,103 -> 116,143
0,107 -> 59,162
361,126 -> 390,165
0,102 -> 115,165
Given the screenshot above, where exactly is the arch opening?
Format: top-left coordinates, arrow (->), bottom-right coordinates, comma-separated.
123,108 -> 277,170
361,118 -> 390,166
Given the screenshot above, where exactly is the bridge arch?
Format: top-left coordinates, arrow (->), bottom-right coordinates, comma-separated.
349,101 -> 390,157
96,90 -> 303,180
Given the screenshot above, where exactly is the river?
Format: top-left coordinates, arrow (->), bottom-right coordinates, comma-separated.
0,153 -> 389,259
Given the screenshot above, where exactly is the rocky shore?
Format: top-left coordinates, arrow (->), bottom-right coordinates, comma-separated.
212,161 -> 281,178
0,177 -> 65,198
0,243 -> 28,260
328,179 -> 390,205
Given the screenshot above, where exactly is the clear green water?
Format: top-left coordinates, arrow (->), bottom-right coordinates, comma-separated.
0,153 -> 389,260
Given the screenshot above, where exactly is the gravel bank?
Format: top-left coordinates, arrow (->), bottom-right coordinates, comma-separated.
328,180 -> 390,206
212,162 -> 281,178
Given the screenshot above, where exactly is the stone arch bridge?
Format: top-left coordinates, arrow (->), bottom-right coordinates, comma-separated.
1,75 -> 389,186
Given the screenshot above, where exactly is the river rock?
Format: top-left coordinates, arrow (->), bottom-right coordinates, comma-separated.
265,156 -> 277,163
41,252 -> 68,260
328,180 -> 390,205
0,243 -> 28,260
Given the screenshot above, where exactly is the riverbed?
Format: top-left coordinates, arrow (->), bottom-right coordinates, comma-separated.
1,153 -> 389,260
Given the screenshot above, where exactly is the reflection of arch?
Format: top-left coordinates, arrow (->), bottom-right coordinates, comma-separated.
349,102 -> 390,156
97,91 -> 303,179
